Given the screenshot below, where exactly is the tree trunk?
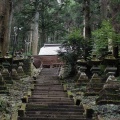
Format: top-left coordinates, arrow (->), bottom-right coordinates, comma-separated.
41,3 -> 46,47
109,1 -> 120,58
32,11 -> 39,55
41,28 -> 46,46
29,24 -> 33,54
0,0 -> 4,52
99,0 -> 109,20
0,0 -> 12,56
8,1 -> 13,51
83,0 -> 91,40
83,0 -> 91,58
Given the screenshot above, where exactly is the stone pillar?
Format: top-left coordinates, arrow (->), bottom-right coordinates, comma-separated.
17,62 -> 26,78
2,67 -> 13,84
23,58 -> 31,76
96,52 -> 120,104
0,72 -> 8,94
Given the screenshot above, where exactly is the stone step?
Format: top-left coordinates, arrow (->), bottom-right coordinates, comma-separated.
28,97 -> 73,101
32,92 -> 67,96
0,86 -> 7,90
35,84 -> 62,87
33,88 -> 63,90
25,114 -> 85,119
29,93 -> 71,100
33,90 -> 64,93
26,104 -> 84,110
30,95 -> 67,98
37,81 -> 60,84
27,102 -> 74,106
25,111 -> 83,115
17,68 -> 88,120
32,92 -> 67,94
32,93 -> 67,96
26,105 -> 83,112
18,117 -> 90,120
32,90 -> 65,94
28,98 -> 73,102
0,90 -> 9,94
0,82 -> 5,85
35,83 -> 61,86
33,89 -> 64,92
29,97 -> 71,100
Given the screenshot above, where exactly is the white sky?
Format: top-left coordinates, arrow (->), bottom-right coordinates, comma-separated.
57,0 -> 61,4
39,46 -> 60,55
39,45 -> 66,55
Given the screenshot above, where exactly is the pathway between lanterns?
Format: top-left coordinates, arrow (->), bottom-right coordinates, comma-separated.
18,68 -> 91,120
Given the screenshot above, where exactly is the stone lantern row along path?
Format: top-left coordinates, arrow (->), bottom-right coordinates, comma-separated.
18,68 -> 91,120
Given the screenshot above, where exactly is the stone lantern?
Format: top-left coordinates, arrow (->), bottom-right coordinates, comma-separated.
77,56 -> 89,88
0,51 -> 2,57
96,77 -> 120,104
0,72 -> 8,94
104,52 -> 117,76
17,62 -> 26,78
1,67 -> 13,84
96,52 -> 120,104
0,54 -> 3,71
85,54 -> 103,96
75,56 -> 86,81
90,54 -> 101,73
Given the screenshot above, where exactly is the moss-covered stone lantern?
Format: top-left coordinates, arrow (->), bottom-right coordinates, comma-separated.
0,72 -> 8,94
96,52 -> 120,104
85,54 -> 103,96
76,56 -> 89,88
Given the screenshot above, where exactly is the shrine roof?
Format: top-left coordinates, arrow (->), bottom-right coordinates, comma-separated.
38,44 -> 65,55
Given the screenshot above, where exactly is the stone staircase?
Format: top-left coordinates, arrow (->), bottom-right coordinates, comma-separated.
18,68 -> 91,120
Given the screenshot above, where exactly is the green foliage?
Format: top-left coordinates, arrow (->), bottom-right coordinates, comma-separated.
111,0 -> 120,4
92,20 -> 120,56
68,29 -> 83,43
0,97 -> 10,113
58,29 -> 85,71
68,29 -> 85,55
13,0 -> 75,48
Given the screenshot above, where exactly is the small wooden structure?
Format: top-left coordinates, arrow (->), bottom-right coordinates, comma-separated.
33,44 -> 65,68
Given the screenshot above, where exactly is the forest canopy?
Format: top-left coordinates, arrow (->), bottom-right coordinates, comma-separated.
0,0 -> 120,57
